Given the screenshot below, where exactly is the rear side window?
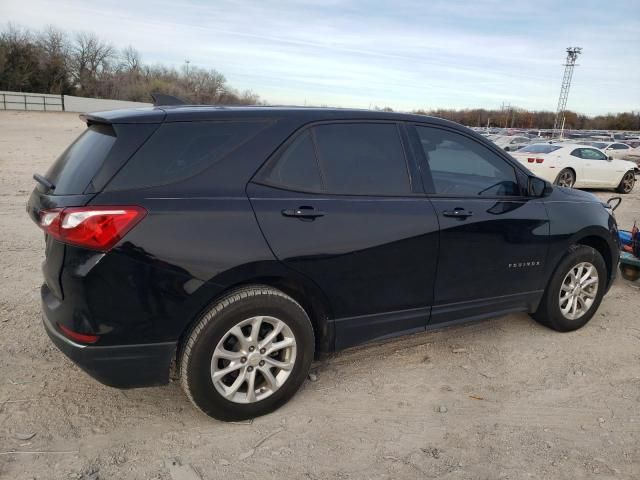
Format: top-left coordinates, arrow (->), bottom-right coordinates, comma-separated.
259,122 -> 411,196
45,124 -> 116,195
109,121 -> 267,190
416,126 -> 519,196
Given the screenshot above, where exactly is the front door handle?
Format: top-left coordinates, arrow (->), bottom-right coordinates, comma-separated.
442,208 -> 473,219
281,206 -> 326,219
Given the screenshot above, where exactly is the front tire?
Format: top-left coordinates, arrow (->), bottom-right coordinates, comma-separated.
615,170 -> 635,194
555,168 -> 575,188
531,245 -> 606,332
180,285 -> 315,421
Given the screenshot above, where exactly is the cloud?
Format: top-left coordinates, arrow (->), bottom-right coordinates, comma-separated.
1,0 -> 638,114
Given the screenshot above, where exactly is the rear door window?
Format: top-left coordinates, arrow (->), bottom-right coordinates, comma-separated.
313,123 -> 411,195
108,121 -> 267,190
260,131 -> 322,192
45,124 -> 116,195
258,122 -> 412,196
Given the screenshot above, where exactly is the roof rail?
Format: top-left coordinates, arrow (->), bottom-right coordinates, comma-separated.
150,93 -> 187,106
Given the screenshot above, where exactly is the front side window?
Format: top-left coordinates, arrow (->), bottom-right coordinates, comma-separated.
260,122 -> 412,196
415,126 -> 520,196
612,143 -> 629,150
580,148 -> 608,160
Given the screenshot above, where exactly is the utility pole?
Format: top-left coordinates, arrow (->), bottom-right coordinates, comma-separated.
185,59 -> 191,75
553,47 -> 582,138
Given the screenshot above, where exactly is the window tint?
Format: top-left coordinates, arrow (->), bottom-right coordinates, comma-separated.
612,143 -> 629,150
109,121 -> 266,190
519,144 -> 561,154
313,123 -> 411,195
416,126 -> 519,196
261,131 -> 322,192
46,124 -> 116,195
570,148 -> 582,158
580,148 -> 608,160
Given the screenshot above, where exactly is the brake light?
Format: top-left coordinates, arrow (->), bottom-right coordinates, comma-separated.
58,323 -> 99,344
536,158 -> 544,163
527,157 -> 535,163
38,206 -> 146,251
527,157 -> 544,163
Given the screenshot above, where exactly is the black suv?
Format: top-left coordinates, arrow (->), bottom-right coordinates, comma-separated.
28,106 -> 619,421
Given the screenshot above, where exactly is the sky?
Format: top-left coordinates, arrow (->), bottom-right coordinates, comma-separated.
2,0 -> 639,115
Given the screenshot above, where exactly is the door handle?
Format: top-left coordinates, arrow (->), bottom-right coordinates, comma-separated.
281,206 -> 326,219
442,208 -> 473,219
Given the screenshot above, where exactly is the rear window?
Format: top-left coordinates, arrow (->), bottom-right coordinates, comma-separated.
517,144 -> 561,154
108,121 -> 267,190
45,124 -> 116,195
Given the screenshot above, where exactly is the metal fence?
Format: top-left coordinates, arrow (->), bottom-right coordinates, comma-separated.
1,93 -> 64,111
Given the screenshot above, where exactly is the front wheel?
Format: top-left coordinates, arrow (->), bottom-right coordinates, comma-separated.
531,245 -> 606,332
180,286 -> 315,421
555,168 -> 575,188
616,170 -> 635,194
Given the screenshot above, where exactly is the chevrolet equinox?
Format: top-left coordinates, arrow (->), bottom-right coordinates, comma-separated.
27,105 -> 619,421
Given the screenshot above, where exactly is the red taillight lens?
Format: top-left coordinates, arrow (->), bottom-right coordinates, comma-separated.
527,157 -> 535,163
38,206 -> 146,251
536,158 -> 544,163
58,323 -> 99,344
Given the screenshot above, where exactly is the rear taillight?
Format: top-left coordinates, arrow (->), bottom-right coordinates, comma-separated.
38,206 -> 146,251
58,323 -> 99,344
527,157 -> 544,163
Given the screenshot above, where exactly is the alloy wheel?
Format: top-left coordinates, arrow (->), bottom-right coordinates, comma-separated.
210,316 -> 297,404
622,172 -> 635,193
557,170 -> 574,188
558,262 -> 599,320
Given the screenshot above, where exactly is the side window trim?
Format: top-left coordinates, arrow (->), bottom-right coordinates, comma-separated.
408,123 -> 526,198
255,120 -> 420,197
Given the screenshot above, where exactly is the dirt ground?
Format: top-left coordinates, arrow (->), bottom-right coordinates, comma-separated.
0,111 -> 638,480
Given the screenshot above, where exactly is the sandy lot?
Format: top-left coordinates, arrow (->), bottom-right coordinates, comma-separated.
0,111 -> 638,480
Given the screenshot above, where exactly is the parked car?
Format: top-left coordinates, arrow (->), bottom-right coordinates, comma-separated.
512,143 -> 636,193
581,141 -> 637,160
28,106 -> 619,421
491,135 -> 532,151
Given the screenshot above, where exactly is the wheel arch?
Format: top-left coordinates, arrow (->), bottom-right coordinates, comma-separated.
176,263 -> 335,365
555,166 -> 576,185
573,234 -> 614,287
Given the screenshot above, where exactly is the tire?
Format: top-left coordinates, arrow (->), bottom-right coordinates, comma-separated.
531,245 -> 606,332
615,170 -> 635,194
180,285 -> 315,421
554,168 -> 575,188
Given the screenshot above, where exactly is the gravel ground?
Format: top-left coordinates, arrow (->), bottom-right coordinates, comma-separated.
0,111 -> 638,480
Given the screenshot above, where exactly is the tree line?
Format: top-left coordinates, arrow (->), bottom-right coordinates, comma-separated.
411,107 -> 640,132
0,24 -> 259,105
1,24 -> 638,130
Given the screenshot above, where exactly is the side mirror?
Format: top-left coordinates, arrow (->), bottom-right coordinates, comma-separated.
528,176 -> 553,197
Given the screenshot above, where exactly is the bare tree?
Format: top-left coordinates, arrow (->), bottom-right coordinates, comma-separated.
71,32 -> 115,95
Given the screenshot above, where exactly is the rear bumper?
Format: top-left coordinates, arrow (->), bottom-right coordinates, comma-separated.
43,309 -> 176,389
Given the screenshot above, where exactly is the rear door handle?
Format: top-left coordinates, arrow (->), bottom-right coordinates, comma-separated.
281,206 -> 326,219
442,208 -> 473,219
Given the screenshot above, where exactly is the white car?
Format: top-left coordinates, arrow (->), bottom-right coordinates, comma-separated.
581,141 -> 637,159
511,143 -> 636,193
491,135 -> 532,152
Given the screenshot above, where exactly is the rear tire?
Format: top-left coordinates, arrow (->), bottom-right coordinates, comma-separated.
615,170 -> 635,194
180,285 -> 314,421
555,168 -> 575,188
531,245 -> 606,332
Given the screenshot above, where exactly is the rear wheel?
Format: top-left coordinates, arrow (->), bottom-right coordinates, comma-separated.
180,285 -> 314,421
531,245 -> 606,332
615,170 -> 635,194
555,168 -> 575,188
